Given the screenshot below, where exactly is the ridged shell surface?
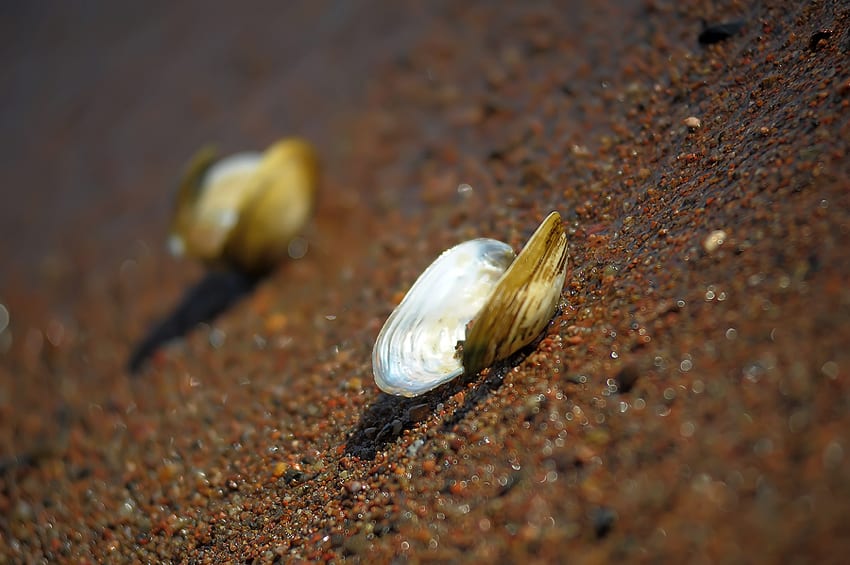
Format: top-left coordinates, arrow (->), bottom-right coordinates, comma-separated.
462,211 -> 568,376
372,239 -> 516,397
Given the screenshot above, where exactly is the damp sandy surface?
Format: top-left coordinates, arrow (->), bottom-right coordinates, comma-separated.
2,1 -> 850,562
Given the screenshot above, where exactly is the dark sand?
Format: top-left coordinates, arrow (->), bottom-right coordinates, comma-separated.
2,1 -> 849,563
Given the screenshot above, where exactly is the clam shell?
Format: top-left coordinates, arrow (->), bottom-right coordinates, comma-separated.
372,239 -> 516,397
169,138 -> 318,274
462,211 -> 568,375
372,211 -> 568,397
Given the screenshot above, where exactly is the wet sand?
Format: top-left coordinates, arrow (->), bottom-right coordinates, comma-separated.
2,1 -> 849,562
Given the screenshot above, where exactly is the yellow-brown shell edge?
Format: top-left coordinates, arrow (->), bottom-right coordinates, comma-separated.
461,211 -> 568,376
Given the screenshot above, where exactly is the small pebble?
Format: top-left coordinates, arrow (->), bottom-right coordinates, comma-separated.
684,116 -> 701,130
406,403 -> 431,422
343,532 -> 371,555
406,438 -> 425,458
703,230 -> 728,253
346,481 -> 363,494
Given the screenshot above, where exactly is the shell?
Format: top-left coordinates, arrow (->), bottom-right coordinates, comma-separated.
462,211 -> 568,375
169,138 -> 319,275
372,211 -> 568,397
372,239 -> 516,397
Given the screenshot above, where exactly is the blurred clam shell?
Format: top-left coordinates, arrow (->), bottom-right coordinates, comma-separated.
372,239 -> 516,397
372,211 -> 568,397
169,138 -> 318,274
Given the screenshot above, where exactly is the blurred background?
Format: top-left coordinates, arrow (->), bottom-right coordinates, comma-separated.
0,1 -> 432,307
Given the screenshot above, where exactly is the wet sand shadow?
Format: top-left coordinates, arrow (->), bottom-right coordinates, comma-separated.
342,302 -> 569,460
344,307 -> 565,460
344,353 -> 527,460
127,270 -> 262,373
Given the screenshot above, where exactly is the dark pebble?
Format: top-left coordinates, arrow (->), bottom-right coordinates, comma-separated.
809,28 -> 833,51
698,20 -> 746,45
591,506 -> 617,539
283,468 -> 305,484
406,403 -> 431,422
614,364 -> 641,393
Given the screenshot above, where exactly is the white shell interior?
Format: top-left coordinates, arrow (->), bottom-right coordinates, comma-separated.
167,152 -> 263,258
206,153 -> 262,186
372,239 -> 516,397
195,152 -> 263,232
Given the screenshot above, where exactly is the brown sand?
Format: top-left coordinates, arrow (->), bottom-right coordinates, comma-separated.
2,1 -> 849,563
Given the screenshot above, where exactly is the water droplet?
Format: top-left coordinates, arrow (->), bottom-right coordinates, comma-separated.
0,304 -> 9,336
821,361 -> 839,379
753,438 -> 774,456
823,441 -> 844,470
46,320 -> 65,347
209,328 -> 226,349
287,237 -> 309,259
